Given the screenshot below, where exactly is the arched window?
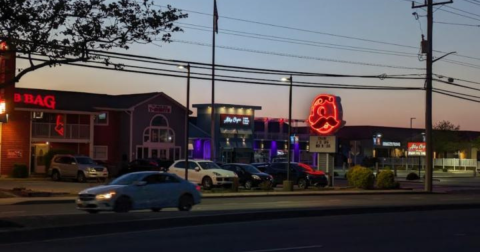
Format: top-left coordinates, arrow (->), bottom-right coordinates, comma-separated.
151,115 -> 168,127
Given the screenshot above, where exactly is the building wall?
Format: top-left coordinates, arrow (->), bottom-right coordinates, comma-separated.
94,111 -> 121,164
132,95 -> 187,161
0,110 -> 30,176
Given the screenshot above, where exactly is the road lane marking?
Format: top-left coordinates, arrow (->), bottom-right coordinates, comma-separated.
238,245 -> 324,252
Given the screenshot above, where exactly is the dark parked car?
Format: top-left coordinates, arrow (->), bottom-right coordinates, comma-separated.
222,163 -> 273,189
267,162 -> 328,189
250,163 -> 270,173
121,159 -> 173,175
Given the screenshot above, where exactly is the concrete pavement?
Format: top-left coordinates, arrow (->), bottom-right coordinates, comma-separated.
1,208 -> 480,250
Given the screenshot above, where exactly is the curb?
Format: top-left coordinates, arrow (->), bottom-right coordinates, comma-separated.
1,203 -> 480,244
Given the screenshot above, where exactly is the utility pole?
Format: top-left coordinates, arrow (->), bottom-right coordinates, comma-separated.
412,0 -> 452,192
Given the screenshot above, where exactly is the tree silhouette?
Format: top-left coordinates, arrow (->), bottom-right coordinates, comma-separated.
433,120 -> 462,158
0,0 -> 187,87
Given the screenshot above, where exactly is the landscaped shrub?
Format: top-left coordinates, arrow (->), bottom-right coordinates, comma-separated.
346,165 -> 375,189
376,169 -> 399,189
406,172 -> 420,180
12,164 -> 29,178
44,149 -> 75,171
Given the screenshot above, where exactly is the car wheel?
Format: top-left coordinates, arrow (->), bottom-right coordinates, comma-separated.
77,172 -> 86,183
178,194 -> 194,211
87,210 -> 99,214
51,170 -> 61,181
114,196 -> 132,213
151,208 -> 162,212
244,180 -> 253,190
298,178 -> 308,190
202,176 -> 213,190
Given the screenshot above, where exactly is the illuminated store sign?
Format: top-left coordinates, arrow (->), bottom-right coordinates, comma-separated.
55,114 -> 64,136
220,114 -> 251,127
308,94 -> 344,136
408,142 -> 426,156
14,93 -> 56,109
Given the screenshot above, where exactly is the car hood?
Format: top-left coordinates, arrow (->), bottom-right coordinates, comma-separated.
79,185 -> 126,195
209,169 -> 236,176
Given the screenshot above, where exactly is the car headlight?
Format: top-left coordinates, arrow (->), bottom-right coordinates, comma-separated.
213,172 -> 222,176
95,192 -> 116,200
87,167 -> 96,173
252,175 -> 261,180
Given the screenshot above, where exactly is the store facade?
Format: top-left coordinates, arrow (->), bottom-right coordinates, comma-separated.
0,88 -> 187,176
191,104 -> 261,163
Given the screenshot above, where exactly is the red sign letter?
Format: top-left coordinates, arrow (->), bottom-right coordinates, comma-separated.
308,94 -> 344,136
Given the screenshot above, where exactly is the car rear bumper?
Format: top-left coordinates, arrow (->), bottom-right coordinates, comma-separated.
307,176 -> 328,186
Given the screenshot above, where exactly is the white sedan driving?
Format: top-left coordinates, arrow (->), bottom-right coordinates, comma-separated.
77,172 -> 201,214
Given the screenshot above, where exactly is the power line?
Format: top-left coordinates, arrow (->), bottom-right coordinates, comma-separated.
170,39 -> 425,70
434,89 -> 480,103
444,5 -> 480,19
177,23 -> 419,58
463,0 -> 480,7
17,56 -> 423,91
434,78 -> 480,92
154,4 -> 421,51
434,21 -> 480,27
434,88 -> 480,99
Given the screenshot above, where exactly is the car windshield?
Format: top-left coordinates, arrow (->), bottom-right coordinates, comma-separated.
76,157 -> 96,165
109,173 -> 145,185
243,165 -> 261,174
198,162 -> 221,170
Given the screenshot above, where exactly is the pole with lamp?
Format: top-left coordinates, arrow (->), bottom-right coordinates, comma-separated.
409,117 -> 415,172
178,64 -> 191,180
281,75 -> 293,191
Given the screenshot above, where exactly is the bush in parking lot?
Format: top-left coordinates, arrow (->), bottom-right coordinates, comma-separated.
376,169 -> 399,189
406,172 -> 420,180
12,164 -> 29,178
346,165 -> 375,189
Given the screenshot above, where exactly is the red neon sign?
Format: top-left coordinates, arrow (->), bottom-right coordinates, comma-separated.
55,115 -> 64,136
14,93 -> 56,109
308,94 -> 344,136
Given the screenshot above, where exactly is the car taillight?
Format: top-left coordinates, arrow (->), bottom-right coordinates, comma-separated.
149,161 -> 158,166
195,185 -> 201,191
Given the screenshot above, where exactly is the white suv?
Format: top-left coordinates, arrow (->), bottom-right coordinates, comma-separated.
49,155 -> 108,182
168,160 -> 237,189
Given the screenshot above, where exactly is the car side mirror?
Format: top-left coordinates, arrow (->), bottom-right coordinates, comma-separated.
71,162 -> 77,165
194,167 -> 201,172
134,181 -> 147,186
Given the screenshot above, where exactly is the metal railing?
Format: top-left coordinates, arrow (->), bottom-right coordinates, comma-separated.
32,122 -> 90,139
380,157 -> 478,170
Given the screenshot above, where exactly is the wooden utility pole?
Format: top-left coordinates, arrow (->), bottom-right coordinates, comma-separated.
412,0 -> 453,192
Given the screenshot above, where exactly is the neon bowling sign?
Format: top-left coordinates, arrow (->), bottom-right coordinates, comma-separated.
308,94 -> 344,136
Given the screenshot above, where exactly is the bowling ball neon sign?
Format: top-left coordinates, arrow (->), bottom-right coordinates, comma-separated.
308,94 -> 344,136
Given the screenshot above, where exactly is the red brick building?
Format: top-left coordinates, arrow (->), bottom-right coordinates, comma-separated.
0,88 -> 188,177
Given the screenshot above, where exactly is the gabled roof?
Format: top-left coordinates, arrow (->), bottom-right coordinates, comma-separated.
14,88 -> 188,112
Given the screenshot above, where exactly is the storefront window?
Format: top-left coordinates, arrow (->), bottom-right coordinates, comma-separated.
151,129 -> 159,142
151,115 -> 168,127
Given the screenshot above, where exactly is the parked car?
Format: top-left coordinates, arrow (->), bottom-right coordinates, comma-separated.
77,171 -> 201,214
49,155 -> 108,182
267,162 -> 328,189
250,162 -> 270,173
222,163 -> 273,189
272,157 -> 287,163
168,160 -> 237,189
121,159 -> 173,175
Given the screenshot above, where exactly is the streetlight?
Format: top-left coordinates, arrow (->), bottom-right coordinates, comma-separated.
410,117 -> 416,129
178,64 -> 191,180
281,75 -> 293,191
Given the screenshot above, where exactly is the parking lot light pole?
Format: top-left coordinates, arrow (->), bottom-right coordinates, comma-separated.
178,64 -> 191,180
281,75 -> 293,191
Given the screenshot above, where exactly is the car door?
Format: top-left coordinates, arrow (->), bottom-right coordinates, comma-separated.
64,157 -> 77,177
234,165 -> 247,184
158,174 -> 182,207
170,161 -> 185,178
135,174 -> 160,209
188,161 -> 202,185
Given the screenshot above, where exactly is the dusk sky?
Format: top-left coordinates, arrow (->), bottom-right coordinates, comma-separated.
16,0 -> 480,131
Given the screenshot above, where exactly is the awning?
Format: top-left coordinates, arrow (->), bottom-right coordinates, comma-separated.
220,128 -> 237,134
237,129 -> 253,135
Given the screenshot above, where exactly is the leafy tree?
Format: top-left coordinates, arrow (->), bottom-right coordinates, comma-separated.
433,120 -> 462,157
0,0 -> 187,87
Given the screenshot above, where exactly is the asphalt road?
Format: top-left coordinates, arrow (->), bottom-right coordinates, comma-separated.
1,209 -> 479,252
0,193 -> 480,217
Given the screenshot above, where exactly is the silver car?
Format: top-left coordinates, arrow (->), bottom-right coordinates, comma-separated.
77,172 -> 202,214
49,155 -> 108,182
